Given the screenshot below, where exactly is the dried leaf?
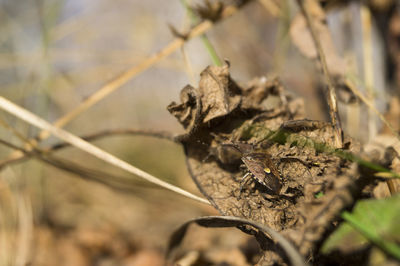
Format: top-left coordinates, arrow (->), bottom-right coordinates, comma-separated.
241,75 -> 286,110
167,85 -> 199,130
169,65 -> 363,263
199,64 -> 241,123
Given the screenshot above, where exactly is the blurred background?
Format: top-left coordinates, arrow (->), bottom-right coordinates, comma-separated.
0,0 -> 399,265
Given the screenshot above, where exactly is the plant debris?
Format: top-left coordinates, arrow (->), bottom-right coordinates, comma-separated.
168,64 -> 366,264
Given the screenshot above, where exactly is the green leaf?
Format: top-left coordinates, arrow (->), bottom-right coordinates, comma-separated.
322,194 -> 400,260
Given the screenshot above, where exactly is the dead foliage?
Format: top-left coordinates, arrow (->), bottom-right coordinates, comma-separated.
166,63 -> 390,265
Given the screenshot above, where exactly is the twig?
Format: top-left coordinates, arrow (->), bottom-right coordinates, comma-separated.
0,127 -> 178,169
0,128 -> 177,168
0,138 -> 156,192
296,0 -> 343,148
50,129 -> 177,150
0,96 -> 211,205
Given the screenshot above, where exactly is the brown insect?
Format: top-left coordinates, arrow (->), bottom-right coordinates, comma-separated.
215,142 -> 282,194
240,152 -> 282,194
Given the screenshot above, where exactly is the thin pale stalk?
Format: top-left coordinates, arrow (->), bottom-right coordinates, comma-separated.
0,96 -> 210,205
296,0 -> 343,148
0,127 -> 176,168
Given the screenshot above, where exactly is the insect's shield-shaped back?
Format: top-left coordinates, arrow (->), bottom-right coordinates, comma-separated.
209,139 -> 283,194
241,153 -> 282,194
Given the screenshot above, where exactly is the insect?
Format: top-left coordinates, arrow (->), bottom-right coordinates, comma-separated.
240,152 -> 282,195
214,142 -> 282,195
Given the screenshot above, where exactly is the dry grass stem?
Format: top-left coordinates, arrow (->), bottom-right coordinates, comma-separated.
0,138 -> 158,193
0,96 -> 210,205
296,0 -> 343,148
0,128 -> 177,168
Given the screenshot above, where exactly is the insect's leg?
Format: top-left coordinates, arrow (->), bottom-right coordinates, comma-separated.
202,153 -> 212,163
239,172 -> 253,193
241,172 -> 251,181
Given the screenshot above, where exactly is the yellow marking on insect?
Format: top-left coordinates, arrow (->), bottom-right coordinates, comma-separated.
264,167 -> 271,174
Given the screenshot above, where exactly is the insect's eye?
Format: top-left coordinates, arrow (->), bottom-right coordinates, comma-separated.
264,168 -> 271,174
